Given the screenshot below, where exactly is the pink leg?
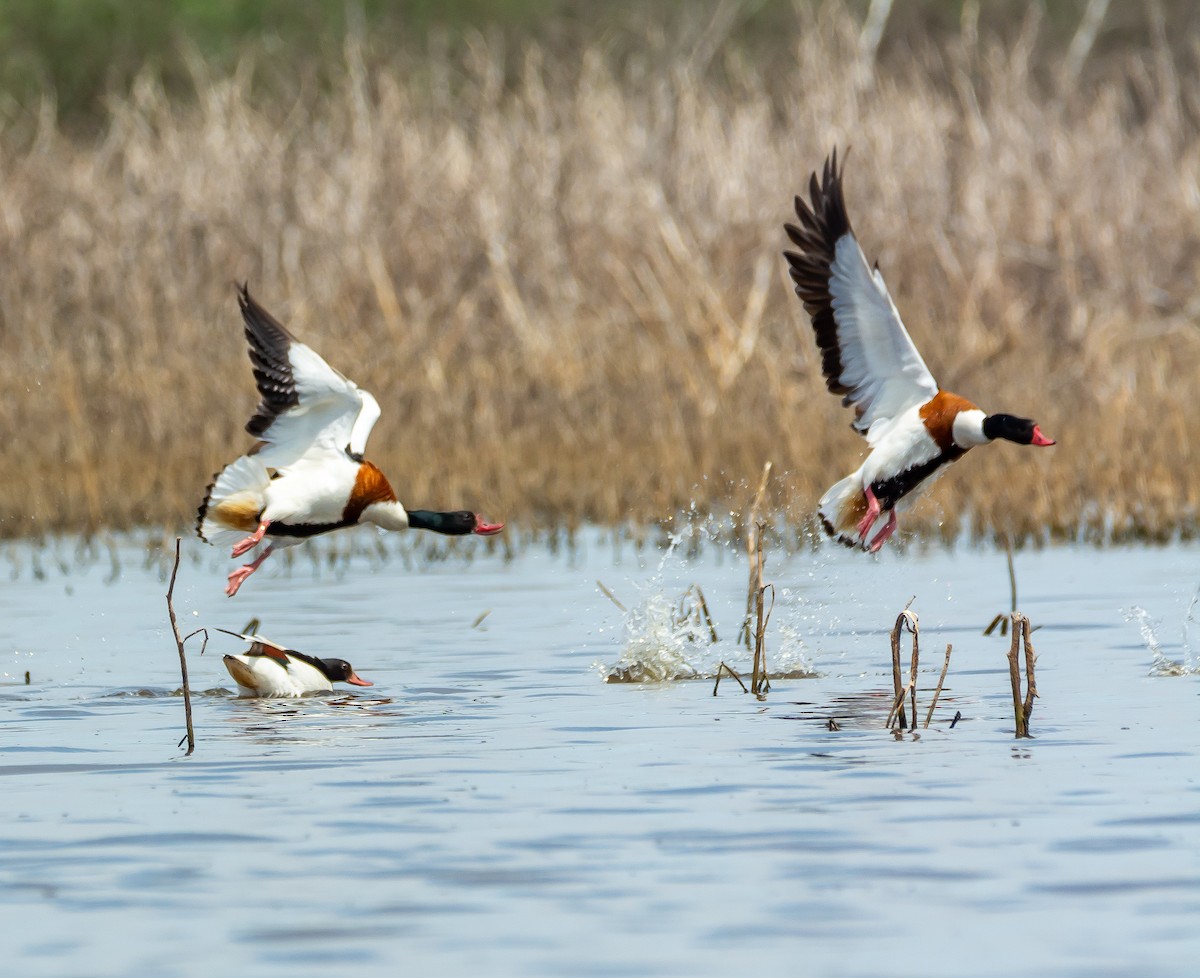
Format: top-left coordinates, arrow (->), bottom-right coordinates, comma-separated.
226,546 -> 274,598
868,510 -> 898,553
231,520 -> 271,558
856,485 -> 882,540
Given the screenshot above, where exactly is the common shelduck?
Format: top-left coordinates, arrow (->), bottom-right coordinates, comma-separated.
197,285 -> 504,595
783,151 -> 1055,551
219,629 -> 373,697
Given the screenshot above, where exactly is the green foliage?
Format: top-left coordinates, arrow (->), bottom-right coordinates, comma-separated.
2,0 -> 1198,126
0,0 -> 571,121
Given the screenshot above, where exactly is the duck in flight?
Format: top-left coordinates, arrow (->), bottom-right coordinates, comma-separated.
197,285 -> 503,595
783,150 -> 1055,552
218,628 -> 373,697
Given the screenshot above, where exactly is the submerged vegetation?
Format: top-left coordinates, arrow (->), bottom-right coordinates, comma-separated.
1,2 -> 1198,544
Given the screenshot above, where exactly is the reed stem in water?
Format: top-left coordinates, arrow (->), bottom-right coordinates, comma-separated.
923,643 -> 953,729
165,538 -> 202,755
1006,612 -> 1039,738
886,610 -> 919,730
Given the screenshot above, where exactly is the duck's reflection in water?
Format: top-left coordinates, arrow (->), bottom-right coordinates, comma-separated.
220,691 -> 403,747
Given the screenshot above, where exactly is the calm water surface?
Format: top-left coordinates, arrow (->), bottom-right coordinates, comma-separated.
2,532 -> 1198,977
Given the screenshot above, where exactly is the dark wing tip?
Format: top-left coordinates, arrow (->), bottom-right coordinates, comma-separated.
235,284 -> 300,437
783,147 -> 856,398
797,146 -> 852,242
237,283 -> 295,342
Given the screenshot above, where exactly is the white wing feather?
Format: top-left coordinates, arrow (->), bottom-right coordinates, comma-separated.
828,234 -> 939,445
253,340 -> 380,471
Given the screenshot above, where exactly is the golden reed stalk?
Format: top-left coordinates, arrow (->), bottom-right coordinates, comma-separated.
1,6 -> 1198,542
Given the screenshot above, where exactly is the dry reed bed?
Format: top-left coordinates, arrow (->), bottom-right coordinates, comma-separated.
1,5 -> 1199,542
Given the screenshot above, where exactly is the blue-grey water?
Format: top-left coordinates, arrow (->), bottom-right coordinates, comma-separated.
2,531 -> 1199,977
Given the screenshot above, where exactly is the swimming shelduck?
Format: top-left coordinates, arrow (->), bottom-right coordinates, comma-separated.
783,151 -> 1055,551
219,629 -> 373,697
198,285 -> 504,595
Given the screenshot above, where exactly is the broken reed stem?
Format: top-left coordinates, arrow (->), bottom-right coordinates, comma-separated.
166,538 -> 195,756
889,617 -> 904,728
1005,611 -> 1039,738
923,643 -> 953,728
740,462 -> 772,650
753,584 -> 775,697
1020,616 -> 1039,727
886,610 -> 919,729
1006,615 -> 1026,737
712,661 -> 748,696
751,520 -> 772,697
690,584 -> 719,644
596,579 -> 627,613
907,620 -> 919,725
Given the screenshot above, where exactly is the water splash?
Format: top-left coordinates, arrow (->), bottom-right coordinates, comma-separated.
1183,584 -> 1200,667
605,591 -> 706,682
601,519 -> 817,683
604,589 -> 817,684
773,621 -> 816,677
592,516 -> 820,686
1122,606 -> 1195,676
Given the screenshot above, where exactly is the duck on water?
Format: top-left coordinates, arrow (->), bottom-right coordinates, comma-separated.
219,629 -> 373,698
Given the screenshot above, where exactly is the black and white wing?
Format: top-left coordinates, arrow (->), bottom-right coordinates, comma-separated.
237,284 -> 381,469
783,150 -> 938,442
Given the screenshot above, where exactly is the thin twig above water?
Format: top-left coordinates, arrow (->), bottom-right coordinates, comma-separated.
166,538 -> 204,756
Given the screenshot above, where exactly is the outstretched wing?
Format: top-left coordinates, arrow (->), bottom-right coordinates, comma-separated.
783,150 -> 938,441
237,284 -> 380,469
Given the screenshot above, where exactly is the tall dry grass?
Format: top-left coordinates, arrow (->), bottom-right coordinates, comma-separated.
1,3 -> 1199,545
